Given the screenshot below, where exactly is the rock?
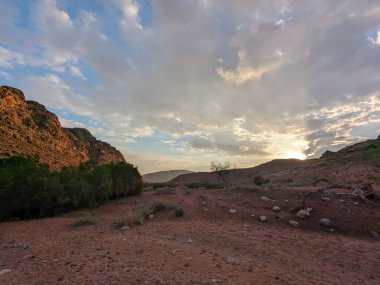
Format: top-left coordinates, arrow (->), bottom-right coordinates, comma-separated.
229,209 -> 237,214
186,238 -> 193,243
23,255 -> 35,260
322,196 -> 331,201
204,208 -> 209,212
0,86 -> 125,169
148,214 -> 154,219
284,200 -> 289,203
259,216 -> 267,222
370,230 -> 379,239
272,206 -> 281,212
0,269 -> 11,276
296,209 -> 310,219
354,202 -> 359,205
288,220 -> 300,227
306,207 -> 313,212
319,218 -> 332,227
121,226 -> 130,230
260,196 -> 270,202
225,256 -> 241,265
202,201 -> 206,205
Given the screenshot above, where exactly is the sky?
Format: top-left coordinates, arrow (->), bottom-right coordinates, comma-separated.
1,0 -> 380,174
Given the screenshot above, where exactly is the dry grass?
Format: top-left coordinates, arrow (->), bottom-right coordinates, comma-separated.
114,202 -> 174,228
72,213 -> 98,228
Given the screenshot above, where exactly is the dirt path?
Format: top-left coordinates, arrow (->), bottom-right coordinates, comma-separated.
0,188 -> 379,284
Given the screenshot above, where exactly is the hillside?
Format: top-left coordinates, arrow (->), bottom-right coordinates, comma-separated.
142,170 -> 193,183
171,136 -> 380,185
0,86 -> 125,169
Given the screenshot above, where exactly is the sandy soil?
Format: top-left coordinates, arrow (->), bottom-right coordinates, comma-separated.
1,187 -> 379,285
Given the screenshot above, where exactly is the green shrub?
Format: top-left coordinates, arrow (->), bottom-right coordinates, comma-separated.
175,208 -> 185,217
0,156 -> 142,221
253,175 -> 269,185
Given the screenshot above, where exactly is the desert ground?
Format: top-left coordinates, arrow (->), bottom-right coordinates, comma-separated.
1,186 -> 379,285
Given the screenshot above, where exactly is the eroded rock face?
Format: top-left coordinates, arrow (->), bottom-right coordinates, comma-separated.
0,85 -> 125,169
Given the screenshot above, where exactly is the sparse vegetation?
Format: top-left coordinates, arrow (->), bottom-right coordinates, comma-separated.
253,175 -> 270,185
186,182 -> 224,189
0,156 -> 142,221
175,208 -> 185,217
155,186 -> 175,195
115,202 -> 174,228
210,161 -> 232,186
72,213 -> 98,228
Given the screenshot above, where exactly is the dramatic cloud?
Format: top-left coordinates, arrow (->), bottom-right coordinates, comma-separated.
1,0 -> 380,173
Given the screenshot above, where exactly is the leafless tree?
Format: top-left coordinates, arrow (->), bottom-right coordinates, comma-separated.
210,161 -> 231,187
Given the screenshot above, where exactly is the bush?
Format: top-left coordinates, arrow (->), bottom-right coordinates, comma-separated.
253,175 -> 269,185
115,202 -> 173,228
186,182 -> 223,189
0,156 -> 142,221
175,208 -> 185,217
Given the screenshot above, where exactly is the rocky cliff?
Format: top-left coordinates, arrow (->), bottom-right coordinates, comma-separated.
0,85 -> 125,169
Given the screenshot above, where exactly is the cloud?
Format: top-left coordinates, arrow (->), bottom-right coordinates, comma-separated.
20,74 -> 93,116
1,0 -> 380,173
0,46 -> 25,68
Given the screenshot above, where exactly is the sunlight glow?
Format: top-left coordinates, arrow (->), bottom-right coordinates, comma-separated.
287,151 -> 307,160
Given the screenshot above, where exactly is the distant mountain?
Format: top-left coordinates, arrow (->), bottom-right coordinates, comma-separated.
0,85 -> 125,169
143,170 -> 194,183
170,136 -> 380,185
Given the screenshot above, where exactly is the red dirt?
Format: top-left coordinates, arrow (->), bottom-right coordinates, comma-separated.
1,187 -> 379,285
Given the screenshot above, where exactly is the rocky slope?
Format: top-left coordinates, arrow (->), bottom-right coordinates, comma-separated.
0,85 -> 125,169
171,136 -> 380,185
142,170 -> 193,183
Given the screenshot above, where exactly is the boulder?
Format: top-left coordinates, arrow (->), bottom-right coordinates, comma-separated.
260,196 -> 270,202
0,269 -> 11,276
225,256 -> 241,265
272,206 -> 281,212
259,216 -> 267,222
289,220 -> 300,227
296,209 -> 310,219
319,218 -> 332,227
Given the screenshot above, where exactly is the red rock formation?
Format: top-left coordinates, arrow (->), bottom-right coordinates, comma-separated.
0,85 -> 125,169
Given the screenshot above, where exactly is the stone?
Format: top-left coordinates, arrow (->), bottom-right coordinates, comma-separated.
322,196 -> 331,201
370,230 -> 379,239
272,206 -> 281,212
260,196 -> 270,202
319,218 -> 332,227
0,269 -> 11,276
121,226 -> 130,230
202,201 -> 206,205
225,256 -> 241,265
259,216 -> 267,222
229,209 -> 237,214
306,207 -> 313,212
296,209 -> 310,219
204,208 -> 209,212
288,220 -> 300,227
186,238 -> 193,243
148,214 -> 154,219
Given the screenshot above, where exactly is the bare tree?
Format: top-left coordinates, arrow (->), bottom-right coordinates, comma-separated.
210,161 -> 231,187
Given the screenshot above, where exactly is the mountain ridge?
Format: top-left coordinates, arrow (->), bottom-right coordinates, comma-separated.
142,170 -> 193,183
170,136 -> 380,185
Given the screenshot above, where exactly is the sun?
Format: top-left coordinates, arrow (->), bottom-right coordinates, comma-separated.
287,151 -> 307,160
